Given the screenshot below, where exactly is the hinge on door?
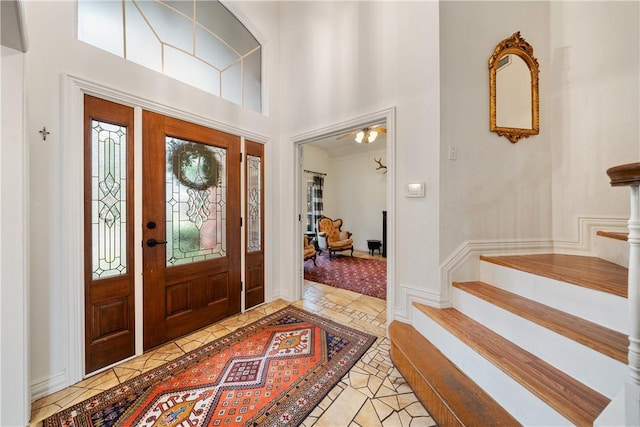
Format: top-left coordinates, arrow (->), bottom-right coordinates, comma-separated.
240,152 -> 243,162
298,214 -> 301,221
240,281 -> 243,291
240,217 -> 243,227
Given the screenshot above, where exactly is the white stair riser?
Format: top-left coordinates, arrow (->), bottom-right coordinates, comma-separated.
595,235 -> 629,269
594,389 -> 626,427
480,261 -> 628,333
453,287 -> 627,398
412,306 -> 572,426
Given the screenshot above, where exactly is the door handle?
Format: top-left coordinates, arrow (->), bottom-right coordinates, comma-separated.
147,238 -> 168,247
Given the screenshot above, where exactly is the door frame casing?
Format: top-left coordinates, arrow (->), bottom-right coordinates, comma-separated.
291,107 -> 396,325
60,75 -> 270,388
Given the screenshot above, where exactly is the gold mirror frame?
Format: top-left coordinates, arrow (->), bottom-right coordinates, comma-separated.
489,32 -> 539,143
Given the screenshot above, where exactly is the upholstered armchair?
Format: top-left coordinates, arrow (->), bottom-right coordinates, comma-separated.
303,235 -> 317,266
317,217 -> 354,259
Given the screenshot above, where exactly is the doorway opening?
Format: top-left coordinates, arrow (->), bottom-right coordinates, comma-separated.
293,108 -> 395,324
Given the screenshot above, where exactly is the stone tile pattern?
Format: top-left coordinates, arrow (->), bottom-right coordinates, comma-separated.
297,282 -> 436,427
31,278 -> 436,427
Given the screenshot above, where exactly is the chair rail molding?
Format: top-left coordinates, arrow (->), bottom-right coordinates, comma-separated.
436,215 -> 628,309
553,215 -> 628,255
439,238 -> 554,307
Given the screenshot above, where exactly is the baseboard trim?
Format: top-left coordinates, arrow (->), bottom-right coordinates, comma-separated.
31,370 -> 67,402
270,289 -> 293,303
394,284 -> 444,323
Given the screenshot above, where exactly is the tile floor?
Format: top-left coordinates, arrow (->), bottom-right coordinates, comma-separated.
30,258 -> 436,426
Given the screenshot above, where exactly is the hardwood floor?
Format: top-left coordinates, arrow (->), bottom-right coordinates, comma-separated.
480,254 -> 628,297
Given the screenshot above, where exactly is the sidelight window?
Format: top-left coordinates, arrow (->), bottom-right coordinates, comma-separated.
91,120 -> 129,279
246,154 -> 261,252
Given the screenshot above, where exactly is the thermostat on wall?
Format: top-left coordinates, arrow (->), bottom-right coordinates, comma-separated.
405,182 -> 425,198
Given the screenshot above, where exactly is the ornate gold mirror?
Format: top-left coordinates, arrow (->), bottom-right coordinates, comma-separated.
489,32 -> 539,143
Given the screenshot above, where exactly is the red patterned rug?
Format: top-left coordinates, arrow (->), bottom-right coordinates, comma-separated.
304,253 -> 386,300
43,306 -> 376,427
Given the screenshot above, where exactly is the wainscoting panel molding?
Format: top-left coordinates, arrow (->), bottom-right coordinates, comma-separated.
394,284 -> 445,324
553,215 -> 628,255
438,239 -> 554,309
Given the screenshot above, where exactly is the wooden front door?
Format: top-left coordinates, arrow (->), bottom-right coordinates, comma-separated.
142,111 -> 241,350
244,140 -> 265,309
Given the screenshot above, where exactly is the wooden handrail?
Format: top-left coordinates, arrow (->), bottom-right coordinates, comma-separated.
606,161 -> 640,424
607,162 -> 640,187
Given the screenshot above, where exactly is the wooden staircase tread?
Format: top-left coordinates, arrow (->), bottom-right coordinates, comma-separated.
596,230 -> 628,241
480,254 -> 628,298
414,302 -> 611,426
389,320 -> 521,427
453,281 -> 628,363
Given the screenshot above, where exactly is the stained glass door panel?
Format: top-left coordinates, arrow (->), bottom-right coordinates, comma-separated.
143,111 -> 241,350
165,138 -> 227,266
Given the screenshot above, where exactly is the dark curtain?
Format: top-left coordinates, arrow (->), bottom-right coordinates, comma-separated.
311,175 -> 324,232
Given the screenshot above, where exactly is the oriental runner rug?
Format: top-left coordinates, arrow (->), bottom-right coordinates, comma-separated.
43,306 -> 376,427
304,253 -> 386,300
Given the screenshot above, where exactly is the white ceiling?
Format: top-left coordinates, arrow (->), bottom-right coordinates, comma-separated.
305,128 -> 387,159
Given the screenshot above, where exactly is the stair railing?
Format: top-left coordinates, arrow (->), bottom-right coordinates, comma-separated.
607,162 -> 640,423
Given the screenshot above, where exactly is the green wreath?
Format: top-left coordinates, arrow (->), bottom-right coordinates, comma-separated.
171,144 -> 220,191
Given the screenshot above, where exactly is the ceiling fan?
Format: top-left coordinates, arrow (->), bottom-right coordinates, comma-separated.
336,125 -> 387,143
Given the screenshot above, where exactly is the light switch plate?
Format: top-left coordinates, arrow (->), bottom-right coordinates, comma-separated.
405,182 -> 425,198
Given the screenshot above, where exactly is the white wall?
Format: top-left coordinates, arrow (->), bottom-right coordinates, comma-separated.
330,150 -> 387,251
439,1 -> 552,259
438,0 -> 639,291
303,145 -> 331,176
278,1 -> 441,310
1,44 -> 30,427
438,0 -> 639,288
303,145 -> 386,251
23,0 -> 282,397
22,0 -> 638,406
549,2 -> 639,242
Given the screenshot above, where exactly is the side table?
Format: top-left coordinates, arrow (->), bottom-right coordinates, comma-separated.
367,239 -> 382,256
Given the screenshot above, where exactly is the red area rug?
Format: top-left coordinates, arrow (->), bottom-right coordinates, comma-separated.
304,253 -> 387,300
43,306 -> 376,427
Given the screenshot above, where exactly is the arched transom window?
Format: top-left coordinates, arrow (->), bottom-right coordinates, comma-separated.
78,0 -> 262,112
